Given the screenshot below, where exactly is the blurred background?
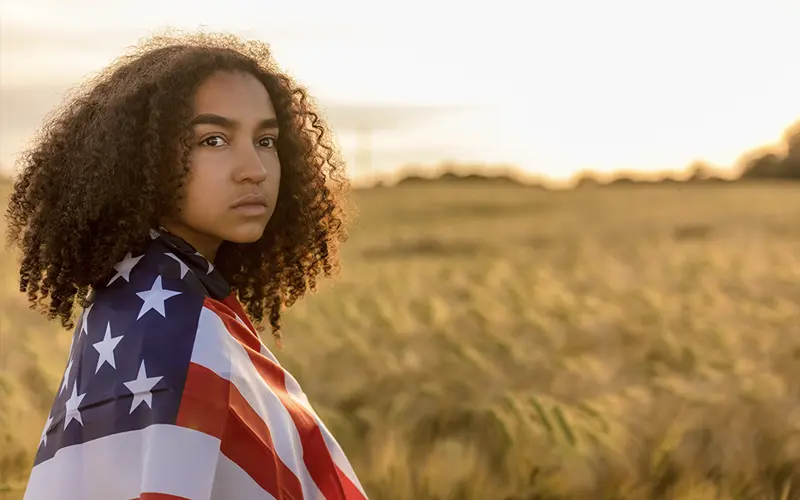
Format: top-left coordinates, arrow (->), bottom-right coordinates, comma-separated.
2,1 -> 800,499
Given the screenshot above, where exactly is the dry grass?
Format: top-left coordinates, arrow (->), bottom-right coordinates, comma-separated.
3,180 -> 800,499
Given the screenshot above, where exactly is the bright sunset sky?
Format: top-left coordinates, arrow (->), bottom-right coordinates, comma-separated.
1,0 -> 798,184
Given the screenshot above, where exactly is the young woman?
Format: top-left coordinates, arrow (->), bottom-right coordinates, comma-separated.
6,31 -> 367,500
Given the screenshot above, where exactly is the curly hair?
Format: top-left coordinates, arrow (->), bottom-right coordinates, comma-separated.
4,30 -> 350,341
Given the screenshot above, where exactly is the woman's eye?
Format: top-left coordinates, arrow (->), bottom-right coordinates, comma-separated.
258,137 -> 277,148
201,135 -> 227,147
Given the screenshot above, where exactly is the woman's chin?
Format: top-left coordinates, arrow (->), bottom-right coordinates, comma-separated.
221,222 -> 269,244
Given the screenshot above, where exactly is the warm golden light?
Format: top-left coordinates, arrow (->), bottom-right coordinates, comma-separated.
1,0 -> 798,183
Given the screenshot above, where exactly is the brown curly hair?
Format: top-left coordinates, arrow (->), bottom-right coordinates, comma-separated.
4,30 -> 350,341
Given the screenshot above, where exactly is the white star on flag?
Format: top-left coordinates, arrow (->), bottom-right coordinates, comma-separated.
194,251 -> 215,274
80,302 -> 94,336
64,383 -> 87,430
108,252 -> 144,286
165,252 -> 190,279
135,275 -> 181,320
39,415 -> 53,448
60,358 -> 74,394
123,361 -> 163,414
92,322 -> 123,373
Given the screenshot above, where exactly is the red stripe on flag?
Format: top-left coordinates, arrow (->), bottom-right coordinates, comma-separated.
206,297 -> 367,500
336,467 -> 368,500
221,294 -> 260,342
177,363 -> 304,500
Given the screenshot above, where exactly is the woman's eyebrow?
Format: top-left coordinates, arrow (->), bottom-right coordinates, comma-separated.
189,114 -> 279,130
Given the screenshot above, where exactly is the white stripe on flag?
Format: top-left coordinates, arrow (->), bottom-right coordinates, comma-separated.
24,425 -> 220,500
24,425 -> 276,500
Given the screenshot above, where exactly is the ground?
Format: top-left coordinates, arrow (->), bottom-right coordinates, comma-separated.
2,180 -> 800,499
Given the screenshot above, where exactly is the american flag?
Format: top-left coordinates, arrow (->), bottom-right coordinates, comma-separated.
24,229 -> 368,500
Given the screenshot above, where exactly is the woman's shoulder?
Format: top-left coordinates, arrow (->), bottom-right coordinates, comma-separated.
87,248 -> 206,322
75,242 -> 217,372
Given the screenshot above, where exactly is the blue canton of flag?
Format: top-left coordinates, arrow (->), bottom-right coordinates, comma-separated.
35,250 -> 204,466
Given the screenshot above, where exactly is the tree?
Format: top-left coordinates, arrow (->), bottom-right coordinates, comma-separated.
740,152 -> 784,179
686,160 -> 714,181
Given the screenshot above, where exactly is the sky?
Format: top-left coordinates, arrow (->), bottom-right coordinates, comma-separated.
1,0 -> 798,184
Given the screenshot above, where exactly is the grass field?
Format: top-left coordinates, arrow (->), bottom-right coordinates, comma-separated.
3,180 -> 800,499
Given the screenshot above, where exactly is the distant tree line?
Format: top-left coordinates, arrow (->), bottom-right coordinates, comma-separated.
387,119 -> 800,188
737,121 -> 800,180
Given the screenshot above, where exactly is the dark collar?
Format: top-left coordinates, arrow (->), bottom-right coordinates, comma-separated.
149,227 -> 232,300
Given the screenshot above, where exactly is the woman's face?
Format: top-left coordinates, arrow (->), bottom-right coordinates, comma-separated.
162,70 -> 281,261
